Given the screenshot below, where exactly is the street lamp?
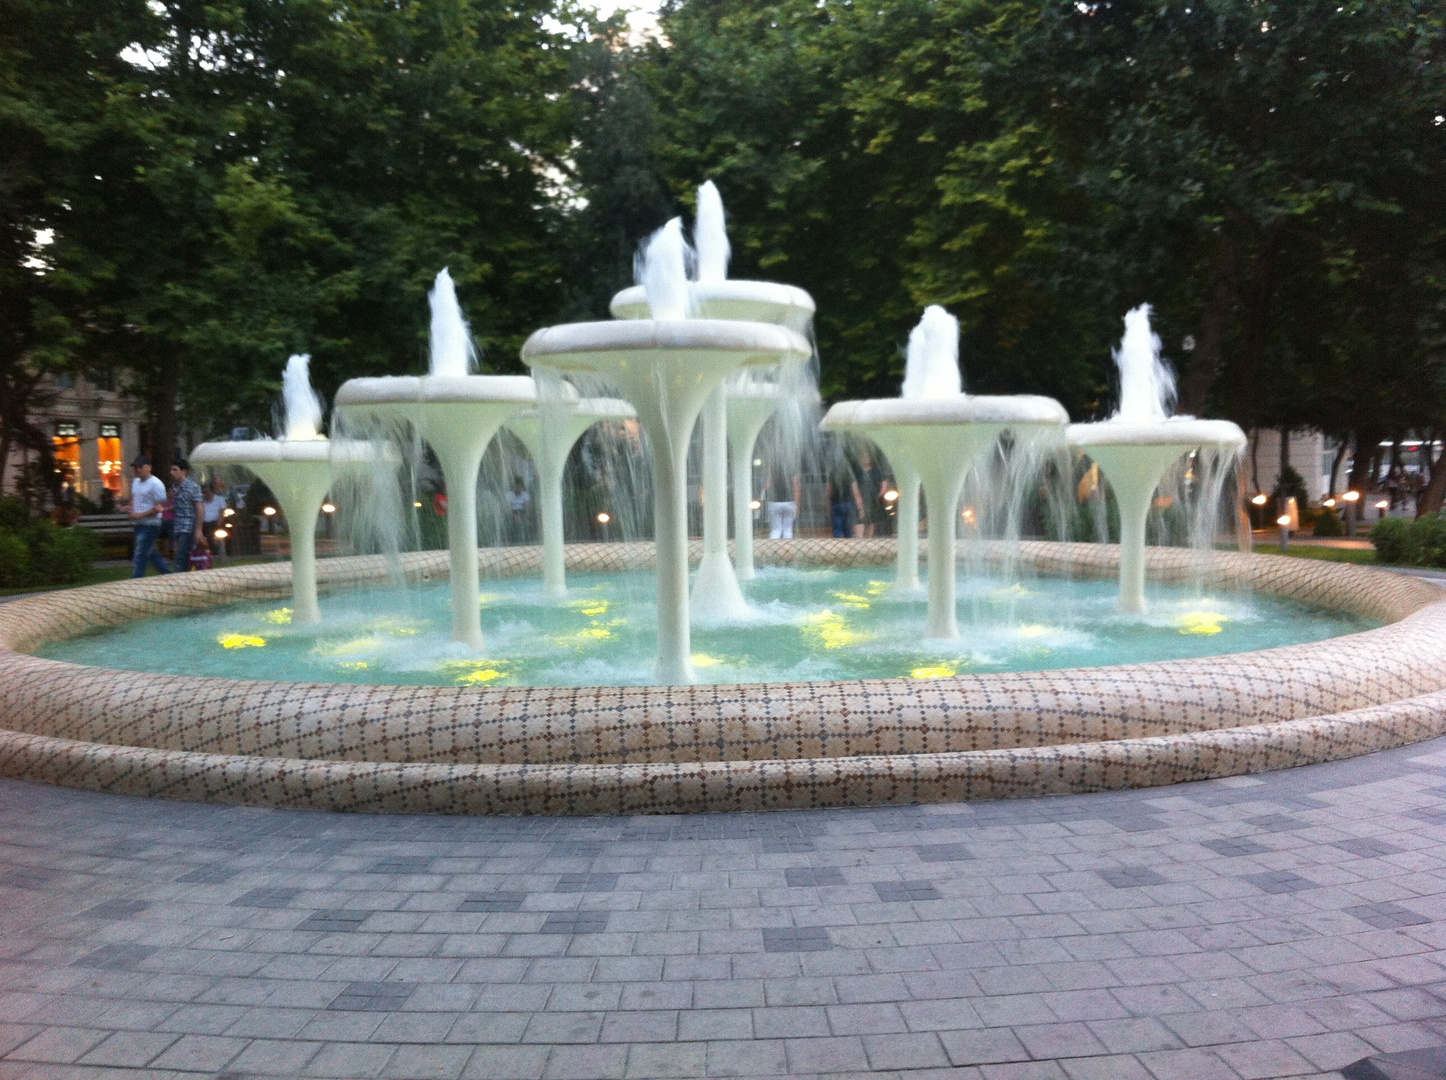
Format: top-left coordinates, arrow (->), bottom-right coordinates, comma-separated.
1341,489 -> 1361,536
1375,498 -> 1390,522
1276,514 -> 1292,552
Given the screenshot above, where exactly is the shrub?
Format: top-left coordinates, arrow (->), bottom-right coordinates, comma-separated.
0,496 -> 29,532
0,501 -> 100,587
1312,507 -> 1345,537
1371,513 -> 1446,567
1370,517 -> 1410,563
28,519 -> 99,584
0,532 -> 31,587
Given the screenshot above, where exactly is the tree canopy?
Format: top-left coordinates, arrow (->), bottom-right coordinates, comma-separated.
4,0 -> 1445,495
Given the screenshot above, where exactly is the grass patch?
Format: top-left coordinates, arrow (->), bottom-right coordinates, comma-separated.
0,555 -> 279,598
1263,545 -> 1378,565
0,565 -> 133,597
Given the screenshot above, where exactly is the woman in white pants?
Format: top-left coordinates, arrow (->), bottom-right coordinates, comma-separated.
764,466 -> 801,539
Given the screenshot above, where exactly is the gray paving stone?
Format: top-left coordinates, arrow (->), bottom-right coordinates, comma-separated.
12,742 -> 1446,1079
761,926 -> 833,953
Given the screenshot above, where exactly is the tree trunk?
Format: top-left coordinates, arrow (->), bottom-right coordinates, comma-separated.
1178,228 -> 1241,417
1348,430 -> 1378,494
1327,439 -> 1348,497
1225,228 -> 1280,427
149,350 -> 182,478
1419,441 -> 1446,516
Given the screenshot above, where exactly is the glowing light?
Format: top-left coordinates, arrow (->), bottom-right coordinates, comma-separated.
960,507 -> 975,521
691,653 -> 721,668
263,608 -> 293,625
1323,498 -> 1336,508
910,665 -> 956,679
1375,500 -> 1389,509
1178,611 -> 1226,635
213,529 -> 228,539
1251,493 -> 1268,506
883,489 -> 899,503
413,501 -> 423,508
749,499 -> 761,510
321,503 -> 336,514
1017,624 -> 1052,638
455,668 -> 505,684
442,660 -> 508,685
1342,490 -> 1361,503
1276,515 -> 1292,526
263,506 -> 276,516
218,633 -> 266,649
596,511 -> 611,524
801,610 -> 866,650
222,507 -> 235,517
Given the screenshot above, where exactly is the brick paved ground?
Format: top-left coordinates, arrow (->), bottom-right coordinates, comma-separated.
6,739 -> 1446,1080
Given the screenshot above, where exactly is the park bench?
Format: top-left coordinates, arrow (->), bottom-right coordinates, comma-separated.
76,513 -> 133,543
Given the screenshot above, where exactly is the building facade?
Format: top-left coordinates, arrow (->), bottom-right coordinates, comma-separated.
2,373 -> 145,506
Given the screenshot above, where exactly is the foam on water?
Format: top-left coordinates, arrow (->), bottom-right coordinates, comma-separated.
41,567 -> 1376,688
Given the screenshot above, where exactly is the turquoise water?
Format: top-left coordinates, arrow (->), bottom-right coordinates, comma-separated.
39,568 -> 1377,687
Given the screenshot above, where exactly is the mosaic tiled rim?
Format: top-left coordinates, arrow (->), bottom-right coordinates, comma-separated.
2,540 -> 1443,814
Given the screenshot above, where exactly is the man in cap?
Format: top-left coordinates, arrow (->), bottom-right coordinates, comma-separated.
120,455 -> 171,577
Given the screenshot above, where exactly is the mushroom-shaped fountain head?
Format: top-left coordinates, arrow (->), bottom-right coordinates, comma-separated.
823,390 -> 1069,640
1066,304 -> 1246,614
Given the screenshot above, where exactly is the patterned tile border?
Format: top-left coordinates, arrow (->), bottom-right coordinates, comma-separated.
1,540 -> 1444,814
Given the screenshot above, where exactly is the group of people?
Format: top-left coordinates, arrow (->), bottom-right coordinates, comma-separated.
121,456 -> 229,578
759,450 -> 897,540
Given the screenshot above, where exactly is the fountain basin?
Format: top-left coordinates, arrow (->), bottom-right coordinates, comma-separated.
4,540 -> 1446,813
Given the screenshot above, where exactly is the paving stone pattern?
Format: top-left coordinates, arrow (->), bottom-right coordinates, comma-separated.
10,739 -> 1446,1078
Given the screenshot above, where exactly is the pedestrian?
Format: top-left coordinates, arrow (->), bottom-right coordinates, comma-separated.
764,464 -> 800,539
507,475 -> 532,542
854,450 -> 887,538
120,455 -> 170,577
827,457 -> 862,539
169,459 -> 204,572
202,479 -> 228,548
53,478 -> 77,527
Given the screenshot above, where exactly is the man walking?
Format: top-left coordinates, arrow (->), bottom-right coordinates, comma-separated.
169,459 -> 204,571
122,456 -> 170,578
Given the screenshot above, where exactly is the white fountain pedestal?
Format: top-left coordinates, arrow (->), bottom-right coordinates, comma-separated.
614,281 -> 813,596
692,385 -> 750,620
893,468 -> 922,592
522,319 -> 811,684
1069,419 -> 1247,614
824,396 -> 1068,640
725,384 -> 786,581
190,440 -> 333,624
334,375 -> 536,648
508,396 -> 634,599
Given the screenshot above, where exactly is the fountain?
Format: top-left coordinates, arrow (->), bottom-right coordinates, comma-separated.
333,269 -> 535,647
886,307 -> 966,591
611,182 -> 815,598
525,218 -> 811,682
1068,304 -> 1246,613
14,187 -> 1446,818
822,309 -> 1068,638
191,355 -> 335,624
505,375 -> 634,599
